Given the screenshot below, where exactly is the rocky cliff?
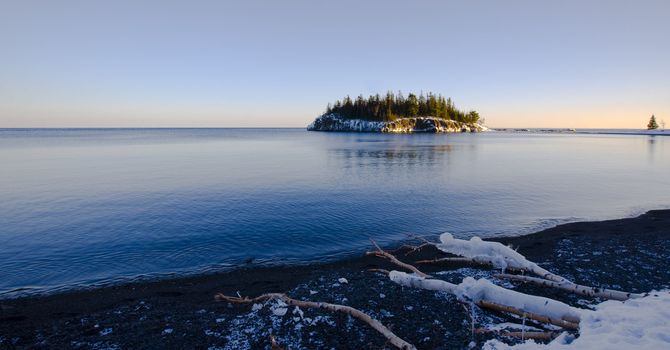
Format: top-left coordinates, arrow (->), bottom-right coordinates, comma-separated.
307,114 -> 487,133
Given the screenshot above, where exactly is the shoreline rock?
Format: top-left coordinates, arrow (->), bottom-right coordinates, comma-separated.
307,114 -> 488,133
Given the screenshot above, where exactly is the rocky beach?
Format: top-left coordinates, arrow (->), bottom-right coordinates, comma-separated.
1,210 -> 668,349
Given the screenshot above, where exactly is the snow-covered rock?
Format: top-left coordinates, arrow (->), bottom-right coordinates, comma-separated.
307,114 -> 487,133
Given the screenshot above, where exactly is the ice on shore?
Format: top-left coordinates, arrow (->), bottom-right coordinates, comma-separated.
484,290 -> 670,350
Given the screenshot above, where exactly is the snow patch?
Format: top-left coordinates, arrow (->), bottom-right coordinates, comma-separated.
269,299 -> 288,317
484,290 -> 670,350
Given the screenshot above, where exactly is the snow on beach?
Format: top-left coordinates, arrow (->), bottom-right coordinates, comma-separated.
484,290 -> 670,350
3,211 -> 669,349
388,232 -> 669,349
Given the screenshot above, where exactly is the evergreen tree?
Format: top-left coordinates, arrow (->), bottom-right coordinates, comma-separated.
323,91 -> 478,123
647,115 -> 659,130
407,93 -> 419,117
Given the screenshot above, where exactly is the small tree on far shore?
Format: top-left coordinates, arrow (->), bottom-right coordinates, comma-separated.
647,115 -> 659,130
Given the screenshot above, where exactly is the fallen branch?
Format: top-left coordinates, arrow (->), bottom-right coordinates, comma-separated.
215,292 -> 416,350
390,242 -> 433,256
437,233 -> 572,284
415,257 -> 515,269
433,233 -> 640,301
388,271 -> 581,329
478,300 -> 579,330
474,328 -> 559,341
495,273 -> 641,301
367,239 -> 430,278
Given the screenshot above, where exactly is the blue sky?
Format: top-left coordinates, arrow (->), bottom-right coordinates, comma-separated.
1,0 -> 668,128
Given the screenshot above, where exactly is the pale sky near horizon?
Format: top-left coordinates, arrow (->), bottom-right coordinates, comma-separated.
1,0 -> 668,128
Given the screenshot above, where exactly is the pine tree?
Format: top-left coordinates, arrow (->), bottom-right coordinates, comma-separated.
323,91 -> 478,123
407,93 -> 419,117
647,115 -> 659,130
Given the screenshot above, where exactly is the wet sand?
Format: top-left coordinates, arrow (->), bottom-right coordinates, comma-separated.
1,210 -> 669,349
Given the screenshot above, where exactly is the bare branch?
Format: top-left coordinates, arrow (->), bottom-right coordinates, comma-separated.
477,300 -> 579,330
416,257 -> 492,266
474,328 -> 559,340
367,239 -> 430,278
215,293 -> 416,350
496,273 -> 641,301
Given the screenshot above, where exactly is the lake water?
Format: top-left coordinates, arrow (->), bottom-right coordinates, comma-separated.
1,128 -> 669,297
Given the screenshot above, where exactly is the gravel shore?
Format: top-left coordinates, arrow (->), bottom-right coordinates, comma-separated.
1,210 -> 669,349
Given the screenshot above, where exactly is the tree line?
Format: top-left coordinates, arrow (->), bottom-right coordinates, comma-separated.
324,91 -> 480,123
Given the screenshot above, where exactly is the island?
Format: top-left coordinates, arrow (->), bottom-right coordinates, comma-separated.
307,92 -> 487,133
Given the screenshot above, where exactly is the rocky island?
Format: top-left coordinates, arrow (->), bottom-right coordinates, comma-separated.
307,92 -> 487,133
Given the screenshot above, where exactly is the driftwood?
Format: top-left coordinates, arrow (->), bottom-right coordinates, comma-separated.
390,242 -> 434,256
414,237 -> 638,301
416,256 -> 521,273
388,270 -> 581,330
474,328 -> 559,341
215,292 -> 416,350
376,239 -> 583,332
496,273 -> 642,301
367,239 -> 430,278
214,235 -> 642,348
477,300 -> 579,330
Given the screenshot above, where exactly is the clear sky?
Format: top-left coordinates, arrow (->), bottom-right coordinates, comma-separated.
1,0 -> 668,128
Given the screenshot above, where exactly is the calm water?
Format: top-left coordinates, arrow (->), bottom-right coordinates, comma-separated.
1,129 -> 669,297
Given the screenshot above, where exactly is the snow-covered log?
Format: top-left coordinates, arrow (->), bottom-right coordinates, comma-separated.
478,300 -> 579,330
496,273 -> 642,301
215,292 -> 416,350
437,233 -> 570,284
435,233 -> 639,301
389,272 -> 581,328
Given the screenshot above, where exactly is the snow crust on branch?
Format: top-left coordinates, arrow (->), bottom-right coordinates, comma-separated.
437,233 -> 567,283
389,271 -> 581,323
483,290 -> 670,350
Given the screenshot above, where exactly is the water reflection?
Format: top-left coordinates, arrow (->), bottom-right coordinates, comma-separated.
331,143 -> 468,169
648,136 -> 655,163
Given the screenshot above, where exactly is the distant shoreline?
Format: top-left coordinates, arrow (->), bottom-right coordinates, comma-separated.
490,128 -> 669,136
0,127 -> 667,134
